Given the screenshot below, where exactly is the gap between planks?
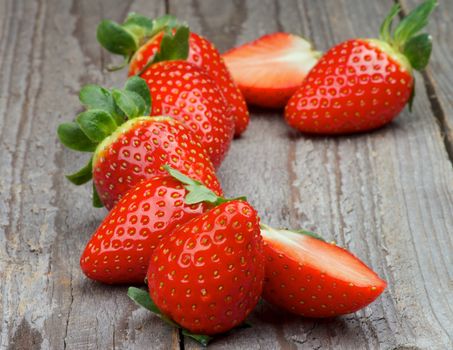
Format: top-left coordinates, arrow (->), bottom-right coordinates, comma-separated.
396,0 -> 453,164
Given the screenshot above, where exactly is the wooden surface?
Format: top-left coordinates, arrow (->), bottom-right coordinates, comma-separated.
1,0 -> 452,349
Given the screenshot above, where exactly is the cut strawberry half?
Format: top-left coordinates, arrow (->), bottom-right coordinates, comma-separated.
222,32 -> 320,108
260,225 -> 386,317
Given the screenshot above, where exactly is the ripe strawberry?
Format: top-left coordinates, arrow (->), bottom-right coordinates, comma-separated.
141,60 -> 234,168
260,225 -> 386,317
222,32 -> 320,108
80,166 -> 226,284
285,0 -> 437,134
57,77 -> 222,209
147,200 -> 265,335
97,14 -> 249,136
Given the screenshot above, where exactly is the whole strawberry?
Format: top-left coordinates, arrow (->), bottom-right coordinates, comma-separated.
285,0 -> 437,134
80,166 -> 225,284
147,199 -> 264,335
97,14 -> 249,136
260,225 -> 386,317
142,59 -> 234,168
57,77 -> 221,209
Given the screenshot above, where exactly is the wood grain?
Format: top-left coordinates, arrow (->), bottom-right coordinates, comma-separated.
0,0 -> 452,349
399,0 -> 453,158
168,0 -> 453,349
0,0 -> 178,349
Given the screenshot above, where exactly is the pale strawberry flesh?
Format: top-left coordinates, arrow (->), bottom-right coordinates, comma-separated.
223,33 -> 319,108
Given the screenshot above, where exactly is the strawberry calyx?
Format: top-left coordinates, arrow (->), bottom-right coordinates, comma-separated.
57,76 -> 151,207
128,287 -> 213,346
127,287 -> 250,346
375,0 -> 437,73
97,13 -> 189,71
164,165 -> 246,206
368,0 -> 437,110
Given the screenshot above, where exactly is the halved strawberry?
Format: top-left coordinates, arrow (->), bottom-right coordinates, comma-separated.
222,33 -> 320,108
260,225 -> 386,317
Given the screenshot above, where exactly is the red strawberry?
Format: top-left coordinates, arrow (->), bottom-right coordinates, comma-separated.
97,14 -> 249,136
80,165 -> 226,284
141,60 -> 234,168
260,225 -> 386,317
285,0 -> 437,134
57,77 -> 222,209
80,175 -> 206,284
147,200 -> 265,335
222,32 -> 320,108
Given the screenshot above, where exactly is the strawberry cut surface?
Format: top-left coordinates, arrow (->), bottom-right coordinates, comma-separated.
223,32 -> 319,108
130,32 -> 250,136
261,226 -> 386,317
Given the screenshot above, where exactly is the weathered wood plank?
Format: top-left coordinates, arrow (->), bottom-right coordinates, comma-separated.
168,0 -> 453,349
399,0 -> 453,157
1,0 -> 453,349
0,0 -> 179,349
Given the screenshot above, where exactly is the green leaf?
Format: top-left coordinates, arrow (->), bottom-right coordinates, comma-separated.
403,33 -> 432,71
123,13 -> 154,40
57,122 -> 97,152
112,89 -> 145,119
97,19 -> 138,57
79,85 -> 125,125
65,158 -> 93,185
127,287 -> 179,327
92,183 -> 103,208
124,77 -> 151,115
393,0 -> 437,48
164,165 -> 246,206
152,25 -> 190,64
76,110 -> 118,143
149,14 -> 179,37
408,77 -> 416,112
164,165 -> 222,204
128,287 -> 162,314
127,287 -> 214,347
181,330 -> 213,347
379,3 -> 400,43
128,286 -> 252,347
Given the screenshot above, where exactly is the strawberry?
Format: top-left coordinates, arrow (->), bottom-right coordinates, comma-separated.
141,59 -> 234,168
260,225 -> 386,317
222,32 -> 320,108
97,14 -> 250,136
285,0 -> 437,134
80,166 -> 227,284
57,77 -> 221,209
146,199 -> 264,335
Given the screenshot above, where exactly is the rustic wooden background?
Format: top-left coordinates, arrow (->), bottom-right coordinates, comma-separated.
1,0 -> 452,349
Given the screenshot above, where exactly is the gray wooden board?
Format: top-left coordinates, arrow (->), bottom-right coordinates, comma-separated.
0,0 -> 179,349
399,0 -> 453,158
168,0 -> 453,349
0,0 -> 452,349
